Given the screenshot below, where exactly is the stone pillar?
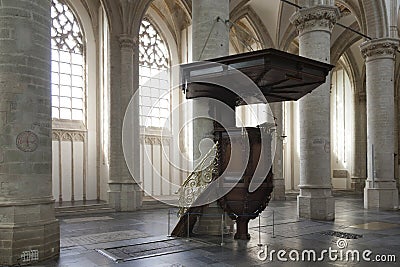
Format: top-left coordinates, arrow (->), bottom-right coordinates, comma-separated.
360,38 -> 399,209
108,34 -> 142,211
0,0 -> 59,264
192,0 -> 229,62
191,0 -> 232,235
271,103 -> 286,200
290,5 -> 339,220
192,0 -> 230,159
351,93 -> 367,192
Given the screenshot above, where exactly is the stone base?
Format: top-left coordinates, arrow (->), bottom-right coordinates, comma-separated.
193,202 -> 233,236
297,188 -> 335,220
108,182 -> 142,211
0,201 -> 59,265
351,177 -> 366,192
364,180 -> 399,209
272,178 -> 286,200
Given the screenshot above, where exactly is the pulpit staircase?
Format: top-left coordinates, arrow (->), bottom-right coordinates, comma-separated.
171,143 -> 219,237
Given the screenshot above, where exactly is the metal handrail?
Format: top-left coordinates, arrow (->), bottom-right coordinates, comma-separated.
176,142 -> 219,217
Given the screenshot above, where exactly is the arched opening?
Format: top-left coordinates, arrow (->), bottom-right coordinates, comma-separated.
139,18 -> 170,129
330,60 -> 355,189
138,17 -> 172,197
51,0 -> 100,204
138,0 -> 190,198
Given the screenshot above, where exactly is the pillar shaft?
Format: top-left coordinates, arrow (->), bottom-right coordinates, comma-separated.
191,0 -> 230,160
191,0 -> 232,235
0,0 -> 59,264
351,93 -> 367,191
192,0 -> 229,61
360,38 -> 399,209
271,103 -> 286,200
108,34 -> 141,211
290,5 -> 339,220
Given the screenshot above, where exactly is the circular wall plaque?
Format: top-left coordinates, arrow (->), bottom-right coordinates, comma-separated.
16,131 -> 39,152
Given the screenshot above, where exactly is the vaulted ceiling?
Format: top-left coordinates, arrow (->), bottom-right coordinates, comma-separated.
81,0 -> 398,90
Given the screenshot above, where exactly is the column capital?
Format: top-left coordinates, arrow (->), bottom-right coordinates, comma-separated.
119,34 -> 138,50
360,38 -> 399,60
290,5 -> 340,35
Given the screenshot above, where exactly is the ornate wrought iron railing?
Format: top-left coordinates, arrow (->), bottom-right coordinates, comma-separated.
176,142 -> 219,217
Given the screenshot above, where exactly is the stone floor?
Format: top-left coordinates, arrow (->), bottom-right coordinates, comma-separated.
28,191 -> 400,266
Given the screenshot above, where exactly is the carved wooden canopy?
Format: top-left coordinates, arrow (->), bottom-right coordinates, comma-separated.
180,48 -> 334,106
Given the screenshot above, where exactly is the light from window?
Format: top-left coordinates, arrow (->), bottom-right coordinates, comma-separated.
51,0 -> 85,121
139,19 -> 170,128
331,67 -> 353,167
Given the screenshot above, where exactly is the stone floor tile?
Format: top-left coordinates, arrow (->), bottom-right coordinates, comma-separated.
32,192 -> 400,267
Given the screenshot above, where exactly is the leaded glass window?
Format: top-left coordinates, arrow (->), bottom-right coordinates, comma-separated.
51,0 -> 85,121
139,18 -> 170,128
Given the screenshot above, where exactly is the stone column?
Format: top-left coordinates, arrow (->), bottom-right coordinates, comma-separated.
360,38 -> 399,209
191,0 -> 232,235
108,34 -> 142,211
271,103 -> 286,200
290,5 -> 339,220
192,0 -> 229,62
351,93 -> 367,192
192,0 -> 230,159
0,0 -> 59,264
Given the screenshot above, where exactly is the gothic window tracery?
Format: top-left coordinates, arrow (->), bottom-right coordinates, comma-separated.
139,18 -> 170,128
51,0 -> 85,121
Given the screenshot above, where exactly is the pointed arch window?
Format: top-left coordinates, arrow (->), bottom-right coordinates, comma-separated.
139,18 -> 170,128
331,65 -> 353,167
51,0 -> 85,121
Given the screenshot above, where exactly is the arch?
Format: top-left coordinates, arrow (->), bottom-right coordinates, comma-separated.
138,17 -> 171,129
276,1 -> 366,53
51,0 -> 88,122
341,50 -> 363,96
144,2 -> 183,65
179,0 -> 192,18
277,0 -> 298,51
99,0 -> 121,34
139,2 -> 188,198
331,57 -> 356,189
229,16 -> 264,53
336,0 -> 365,35
51,0 -> 100,202
133,0 -> 191,41
56,0 -> 97,135
99,0 -> 152,36
279,25 -> 298,52
361,0 -> 388,38
336,53 -> 357,94
150,0 -> 192,36
331,22 -> 362,65
230,5 -> 274,49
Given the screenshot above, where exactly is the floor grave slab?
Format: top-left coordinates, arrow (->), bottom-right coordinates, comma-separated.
61,230 -> 149,248
62,216 -> 114,224
96,237 -> 216,262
